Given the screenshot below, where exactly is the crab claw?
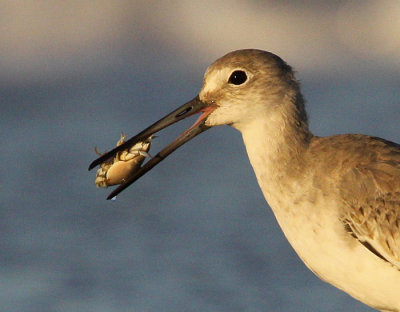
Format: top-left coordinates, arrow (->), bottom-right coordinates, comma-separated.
89,96 -> 216,199
94,134 -> 153,188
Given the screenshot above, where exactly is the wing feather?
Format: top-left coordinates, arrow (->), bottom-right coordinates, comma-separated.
340,156 -> 400,270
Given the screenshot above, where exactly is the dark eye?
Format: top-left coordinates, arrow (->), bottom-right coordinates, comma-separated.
228,70 -> 247,85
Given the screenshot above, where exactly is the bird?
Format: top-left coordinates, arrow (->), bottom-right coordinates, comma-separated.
89,49 -> 400,311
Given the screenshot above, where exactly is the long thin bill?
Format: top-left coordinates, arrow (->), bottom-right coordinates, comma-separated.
88,95 -> 215,199
88,96 -> 207,170
107,116 -> 211,199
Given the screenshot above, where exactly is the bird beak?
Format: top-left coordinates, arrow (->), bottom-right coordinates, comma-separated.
88,95 -> 216,200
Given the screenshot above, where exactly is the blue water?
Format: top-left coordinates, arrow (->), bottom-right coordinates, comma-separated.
2,46 -> 396,311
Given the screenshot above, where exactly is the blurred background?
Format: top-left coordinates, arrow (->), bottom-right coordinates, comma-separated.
1,1 -> 400,311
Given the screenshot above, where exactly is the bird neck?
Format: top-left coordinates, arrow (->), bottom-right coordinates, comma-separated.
239,95 -> 312,199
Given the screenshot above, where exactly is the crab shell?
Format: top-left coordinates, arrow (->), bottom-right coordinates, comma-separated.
95,134 -> 153,188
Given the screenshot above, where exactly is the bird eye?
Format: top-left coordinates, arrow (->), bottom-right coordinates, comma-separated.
228,70 -> 247,85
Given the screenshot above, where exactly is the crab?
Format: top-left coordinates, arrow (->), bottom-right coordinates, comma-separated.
94,134 -> 153,188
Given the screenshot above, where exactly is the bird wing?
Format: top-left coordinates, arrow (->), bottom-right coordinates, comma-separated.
339,146 -> 400,270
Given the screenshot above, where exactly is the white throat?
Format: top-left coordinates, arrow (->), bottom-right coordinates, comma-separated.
237,104 -> 311,202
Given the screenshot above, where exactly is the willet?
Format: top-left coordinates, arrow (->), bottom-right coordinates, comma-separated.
89,49 -> 400,311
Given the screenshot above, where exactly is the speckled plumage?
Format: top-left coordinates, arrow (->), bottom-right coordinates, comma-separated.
90,49 -> 400,311
200,50 -> 400,311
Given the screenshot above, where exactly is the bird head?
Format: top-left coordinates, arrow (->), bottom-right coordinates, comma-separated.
89,49 -> 304,199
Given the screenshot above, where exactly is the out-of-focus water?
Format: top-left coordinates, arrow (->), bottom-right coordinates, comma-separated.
2,2 -> 400,311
